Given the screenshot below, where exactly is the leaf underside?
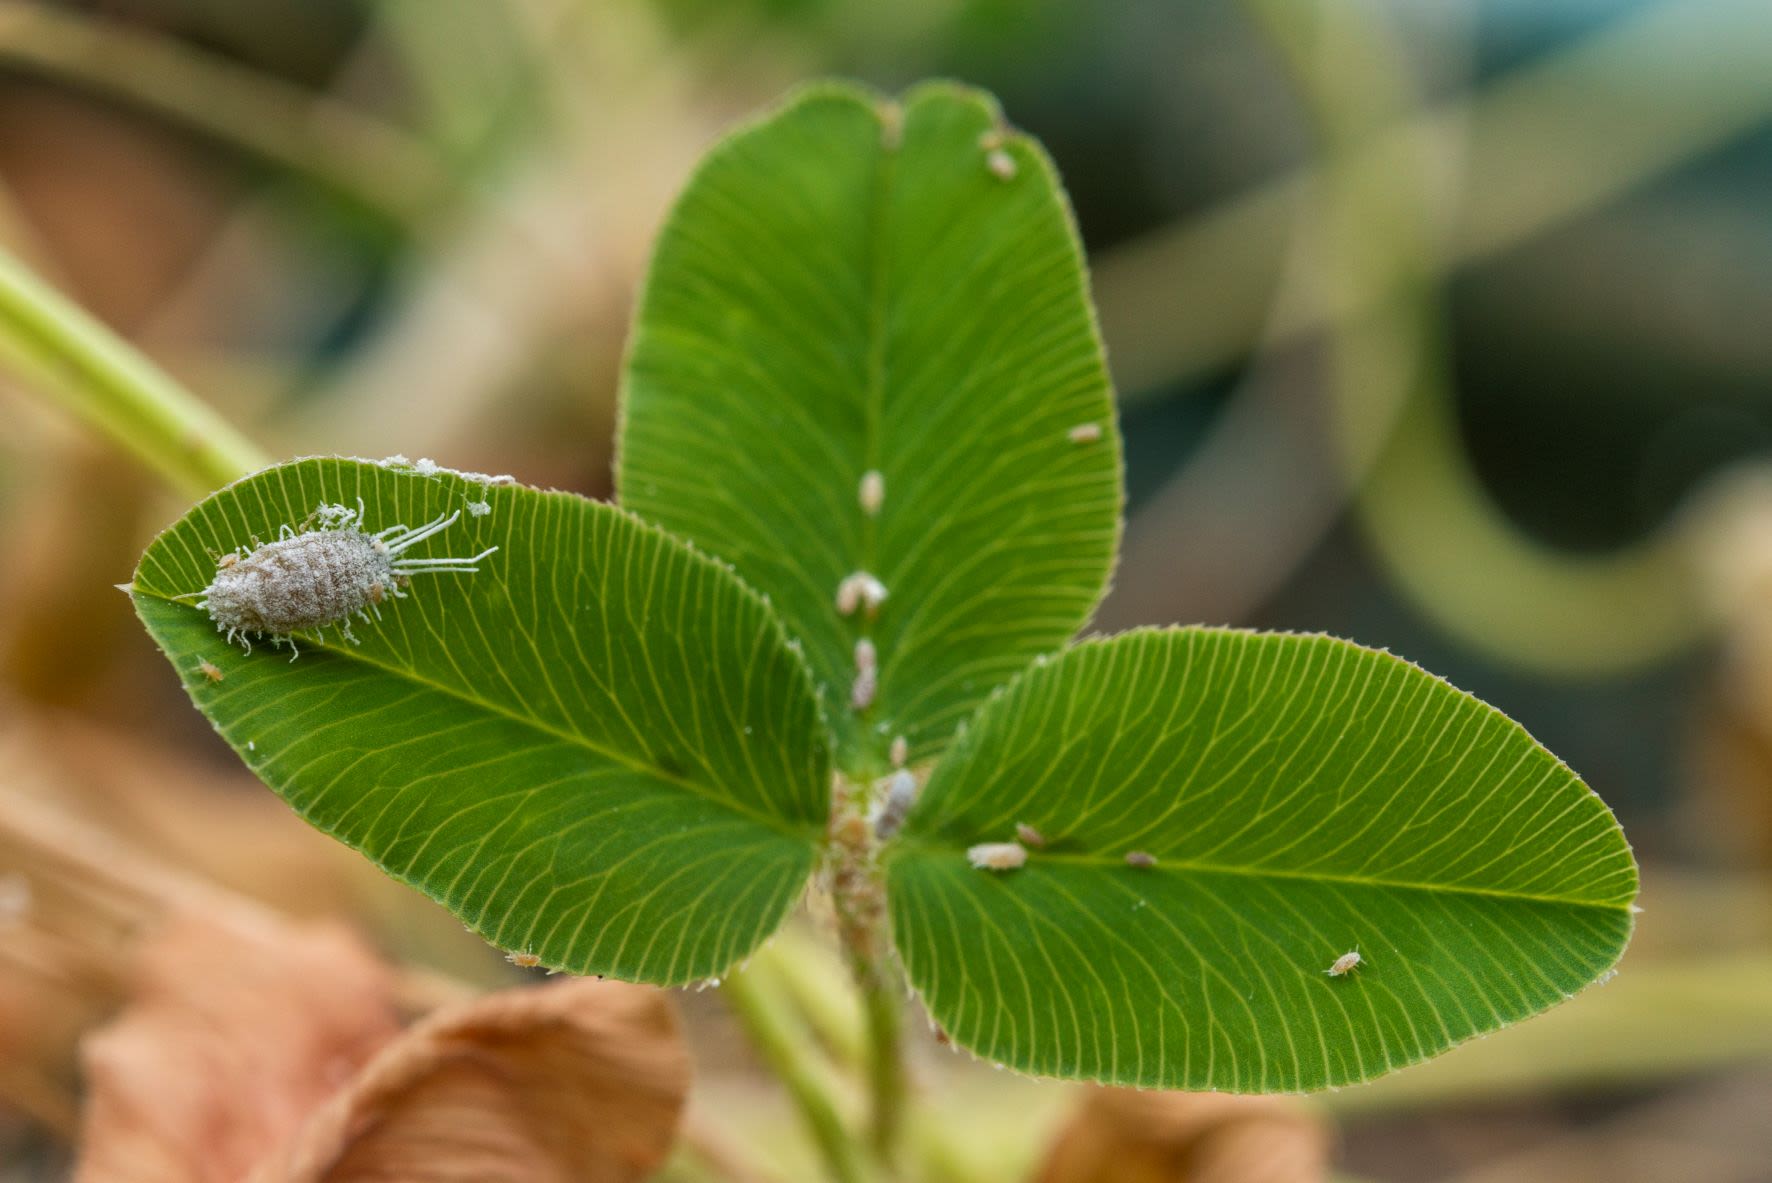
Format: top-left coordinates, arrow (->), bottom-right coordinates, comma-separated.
619,80 -> 1122,773
886,628 -> 1637,1091
132,458 -> 830,986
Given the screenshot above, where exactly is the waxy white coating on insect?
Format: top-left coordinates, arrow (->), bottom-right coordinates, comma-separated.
199,503 -> 495,654
967,842 -> 1028,871
889,734 -> 908,768
835,571 -> 888,617
1068,422 -> 1103,444
871,769 -> 918,841
1015,822 -> 1046,848
378,454 -> 516,487
1325,949 -> 1363,976
466,500 -> 491,517
851,638 -> 879,710
1124,850 -> 1157,868
859,469 -> 885,516
986,149 -> 1017,181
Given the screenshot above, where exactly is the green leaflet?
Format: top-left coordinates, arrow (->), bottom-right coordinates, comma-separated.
886,628 -> 1637,1091
130,457 -> 829,986
619,80 -> 1121,774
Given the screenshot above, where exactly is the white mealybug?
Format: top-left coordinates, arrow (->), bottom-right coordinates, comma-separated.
871,768 -> 918,841
836,571 -> 888,617
1325,948 -> 1363,977
196,501 -> 495,655
967,842 -> 1028,872
851,638 -> 879,711
1015,822 -> 1046,848
1124,850 -> 1157,868
889,734 -> 909,768
1068,422 -> 1104,444
979,132 -> 1015,180
859,469 -> 885,516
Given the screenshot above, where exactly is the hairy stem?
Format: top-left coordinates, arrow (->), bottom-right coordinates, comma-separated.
722,967 -> 867,1183
827,776 -> 908,1165
0,246 -> 268,494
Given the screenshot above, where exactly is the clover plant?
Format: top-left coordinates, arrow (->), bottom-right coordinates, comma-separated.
128,80 -> 1636,1169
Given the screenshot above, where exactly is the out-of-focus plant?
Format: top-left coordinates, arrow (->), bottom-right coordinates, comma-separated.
1100,0 -> 1772,676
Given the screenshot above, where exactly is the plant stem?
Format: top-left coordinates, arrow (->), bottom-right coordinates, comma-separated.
826,777 -> 908,1166
0,246 -> 268,494
747,928 -> 870,1067
858,961 -> 906,1160
722,967 -> 867,1183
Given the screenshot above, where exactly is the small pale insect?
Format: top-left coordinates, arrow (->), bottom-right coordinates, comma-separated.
1125,850 -> 1157,868
851,638 -> 879,711
986,148 -> 1017,181
967,841 -> 1028,871
871,768 -> 918,841
835,571 -> 888,617
195,659 -> 224,683
859,469 -> 885,516
505,950 -> 542,969
1068,422 -> 1104,444
1015,822 -> 1046,848
1325,949 -> 1364,977
194,502 -> 495,655
889,734 -> 908,768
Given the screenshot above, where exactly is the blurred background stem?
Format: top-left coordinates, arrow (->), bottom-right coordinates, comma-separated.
1100,0 -> 1772,402
722,965 -> 870,1183
0,245 -> 267,494
1225,0 -> 1708,675
0,0 -> 442,226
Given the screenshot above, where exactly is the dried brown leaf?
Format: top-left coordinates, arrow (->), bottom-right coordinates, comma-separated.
74,915 -> 687,1183
1034,1087 -> 1331,1183
268,977 -> 687,1183
75,915 -> 401,1183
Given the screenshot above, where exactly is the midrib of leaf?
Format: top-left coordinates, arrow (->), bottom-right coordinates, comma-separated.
132,586 -> 819,842
854,106 -> 895,715
885,840 -> 1634,910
